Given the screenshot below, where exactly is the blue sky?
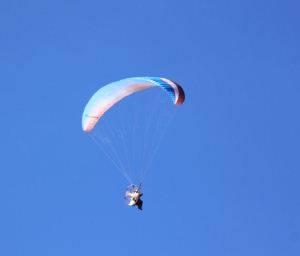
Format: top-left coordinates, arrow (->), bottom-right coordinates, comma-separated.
1,0 -> 300,255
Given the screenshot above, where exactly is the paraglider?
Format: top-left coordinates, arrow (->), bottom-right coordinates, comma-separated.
82,77 -> 185,210
124,184 -> 143,210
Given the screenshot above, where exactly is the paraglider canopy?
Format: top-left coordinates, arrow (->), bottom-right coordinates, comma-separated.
82,77 -> 185,132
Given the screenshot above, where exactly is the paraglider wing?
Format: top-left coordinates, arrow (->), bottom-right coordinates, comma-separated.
82,77 -> 185,132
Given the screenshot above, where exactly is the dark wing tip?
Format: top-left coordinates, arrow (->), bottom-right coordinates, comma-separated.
173,81 -> 185,105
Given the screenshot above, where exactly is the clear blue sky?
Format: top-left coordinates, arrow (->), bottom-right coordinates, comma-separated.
1,0 -> 300,255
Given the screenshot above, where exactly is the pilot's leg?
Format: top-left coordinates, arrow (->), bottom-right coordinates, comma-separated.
137,199 -> 143,210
